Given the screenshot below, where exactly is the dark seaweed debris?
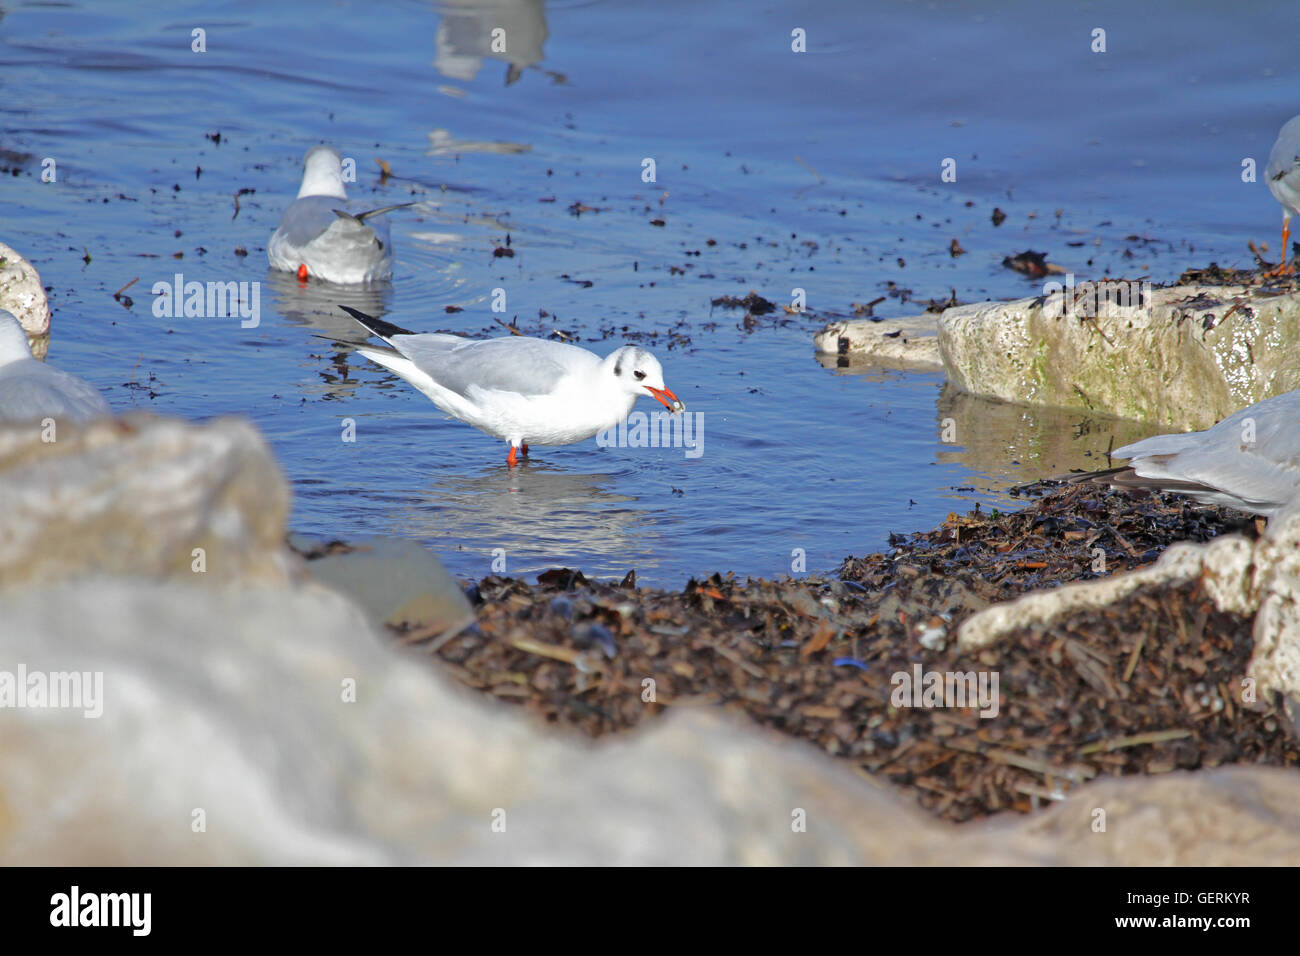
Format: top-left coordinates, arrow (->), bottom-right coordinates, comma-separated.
1002,250 -> 1057,279
844,480 -> 1255,606
1173,261 -> 1300,289
394,484 -> 1294,824
710,291 -> 776,315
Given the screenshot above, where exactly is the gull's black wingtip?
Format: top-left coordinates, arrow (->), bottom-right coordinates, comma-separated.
338,306 -> 414,339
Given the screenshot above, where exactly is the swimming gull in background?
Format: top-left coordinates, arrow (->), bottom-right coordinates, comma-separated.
1072,388 -> 1300,517
1266,114 -> 1300,274
339,306 -> 685,467
268,145 -> 411,284
0,309 -> 111,425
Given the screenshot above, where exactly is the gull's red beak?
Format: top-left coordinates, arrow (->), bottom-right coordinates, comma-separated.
645,385 -> 685,413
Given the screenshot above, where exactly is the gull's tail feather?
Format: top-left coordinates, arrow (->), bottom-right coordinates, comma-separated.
1060,465 -> 1228,499
331,202 -> 415,224
1058,466 -> 1168,490
339,305 -> 414,340
1058,466 -> 1129,485
339,308 -> 436,395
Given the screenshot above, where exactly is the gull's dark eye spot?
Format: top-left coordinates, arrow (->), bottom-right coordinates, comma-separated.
634,370 -> 646,381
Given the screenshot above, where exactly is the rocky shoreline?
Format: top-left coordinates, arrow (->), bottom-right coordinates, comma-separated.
402,482 -> 1294,824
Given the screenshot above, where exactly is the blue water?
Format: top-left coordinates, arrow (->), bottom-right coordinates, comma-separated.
3,0 -> 1298,585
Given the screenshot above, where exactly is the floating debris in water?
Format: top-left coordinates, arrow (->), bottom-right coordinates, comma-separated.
1002,250 -> 1063,279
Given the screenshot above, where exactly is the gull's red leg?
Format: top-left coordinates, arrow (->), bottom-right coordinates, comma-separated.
507,445 -> 518,467
297,264 -> 309,281
521,443 -> 529,457
1269,216 -> 1293,276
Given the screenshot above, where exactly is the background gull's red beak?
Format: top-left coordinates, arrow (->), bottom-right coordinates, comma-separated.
645,385 -> 685,413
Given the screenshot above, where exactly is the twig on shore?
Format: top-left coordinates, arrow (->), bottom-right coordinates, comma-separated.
1078,728 -> 1192,755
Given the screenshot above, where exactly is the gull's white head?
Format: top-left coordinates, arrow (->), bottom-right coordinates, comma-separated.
0,310 -> 34,366
604,346 -> 684,412
297,144 -> 348,200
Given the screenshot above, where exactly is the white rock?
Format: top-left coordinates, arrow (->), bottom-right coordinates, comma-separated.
298,534 -> 474,634
0,242 -> 51,358
0,415 -> 292,587
939,284 -> 1300,430
814,314 -> 943,369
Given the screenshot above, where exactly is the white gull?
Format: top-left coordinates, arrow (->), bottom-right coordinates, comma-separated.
268,145 -> 410,284
1078,388 -> 1300,517
1266,114 -> 1300,274
0,309 -> 110,425
340,306 -> 685,467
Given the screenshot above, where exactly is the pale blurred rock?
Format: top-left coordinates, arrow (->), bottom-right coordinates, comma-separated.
0,414 -> 291,587
0,242 -> 51,359
939,284 -> 1300,430
296,534 -> 474,634
1009,766 -> 1300,865
3,578 -> 1300,865
0,582 -> 399,865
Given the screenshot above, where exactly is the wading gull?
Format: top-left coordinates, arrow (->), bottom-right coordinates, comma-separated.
268,145 -> 411,284
339,306 -> 685,467
1073,388 -> 1300,517
0,309 -> 111,425
1266,114 -> 1300,274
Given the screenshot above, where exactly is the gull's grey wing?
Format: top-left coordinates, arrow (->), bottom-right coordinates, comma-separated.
277,196 -> 399,247
276,196 -> 341,247
391,335 -> 598,400
1114,389 -> 1300,513
0,358 -> 111,424
278,195 -> 373,248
